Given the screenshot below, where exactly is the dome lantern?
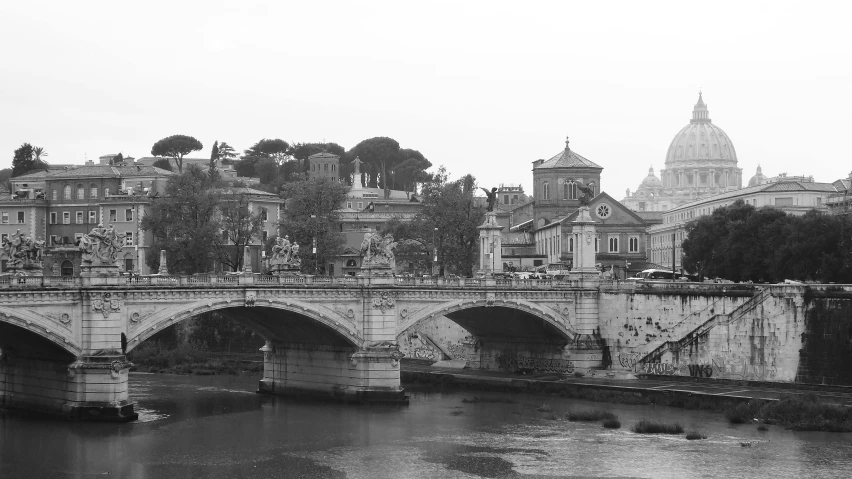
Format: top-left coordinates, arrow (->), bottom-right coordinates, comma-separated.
691,91 -> 711,123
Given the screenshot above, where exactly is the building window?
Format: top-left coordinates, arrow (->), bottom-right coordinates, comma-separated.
222,230 -> 229,242
125,232 -> 133,246
260,207 -> 268,222
52,189 -> 58,200
503,195 -> 509,204
2,212 -> 9,224
357,202 -> 363,209
609,237 -> 619,253
629,236 -> 639,253
77,185 -> 84,200
109,209 -> 117,222
50,212 -> 57,224
60,260 -> 74,277
90,185 -> 98,199
594,236 -> 599,253
1,234 -> 7,244
64,185 -> 71,199
89,211 -> 97,224
63,212 -> 70,224
125,208 -> 133,222
346,202 -> 352,209
125,258 -> 134,272
775,197 -> 794,206
76,211 -> 83,224
16,211 -> 24,224
543,182 -> 549,200
262,230 -> 268,242
105,188 -> 110,197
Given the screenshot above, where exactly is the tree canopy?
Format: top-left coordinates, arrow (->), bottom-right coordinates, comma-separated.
218,142 -> 238,165
11,143 -> 48,177
278,179 -> 348,274
214,191 -> 264,271
151,135 -> 203,173
152,158 -> 173,171
141,165 -> 221,274
385,167 -> 483,276
682,200 -> 852,283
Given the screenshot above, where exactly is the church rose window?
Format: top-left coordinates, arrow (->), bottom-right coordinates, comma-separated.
595,203 -> 611,219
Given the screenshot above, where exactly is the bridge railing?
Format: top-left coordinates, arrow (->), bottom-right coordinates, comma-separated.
0,273 -> 589,290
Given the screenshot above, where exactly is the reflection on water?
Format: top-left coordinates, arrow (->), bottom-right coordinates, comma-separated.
2,373 -> 852,478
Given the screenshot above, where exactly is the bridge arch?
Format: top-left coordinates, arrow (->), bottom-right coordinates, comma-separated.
0,306 -> 81,356
126,297 -> 363,353
397,298 -> 576,341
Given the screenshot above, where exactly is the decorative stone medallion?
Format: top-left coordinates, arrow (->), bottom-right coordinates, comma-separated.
372,292 -> 395,312
245,291 -> 256,308
91,292 -> 122,318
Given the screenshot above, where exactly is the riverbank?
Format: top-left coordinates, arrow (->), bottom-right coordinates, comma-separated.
128,341 -> 262,375
402,361 -> 852,432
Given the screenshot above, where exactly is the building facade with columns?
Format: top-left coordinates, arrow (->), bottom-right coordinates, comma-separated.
623,93 -> 743,212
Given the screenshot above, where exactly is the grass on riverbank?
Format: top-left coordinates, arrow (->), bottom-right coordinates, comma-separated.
602,418 -> 622,429
461,397 -> 517,404
129,341 -> 263,375
567,410 -> 618,422
724,395 -> 852,432
685,430 -> 707,440
632,420 -> 684,434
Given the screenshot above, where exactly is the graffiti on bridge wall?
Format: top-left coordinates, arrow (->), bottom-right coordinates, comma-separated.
616,353 -> 777,380
498,355 -> 575,374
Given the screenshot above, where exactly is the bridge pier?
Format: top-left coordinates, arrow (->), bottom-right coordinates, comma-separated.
257,285 -> 407,403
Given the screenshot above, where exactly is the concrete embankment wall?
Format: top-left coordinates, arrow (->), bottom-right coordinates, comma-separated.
600,283 -> 852,385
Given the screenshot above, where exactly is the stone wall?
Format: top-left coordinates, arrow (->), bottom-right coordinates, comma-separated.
601,283 -> 852,385
0,355 -> 71,414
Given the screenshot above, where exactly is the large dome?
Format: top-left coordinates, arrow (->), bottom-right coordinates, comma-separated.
664,93 -> 738,166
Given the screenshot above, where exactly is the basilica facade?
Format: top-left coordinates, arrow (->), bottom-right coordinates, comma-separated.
622,93 -> 743,212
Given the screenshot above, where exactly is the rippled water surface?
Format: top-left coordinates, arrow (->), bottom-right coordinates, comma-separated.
2,373 -> 852,478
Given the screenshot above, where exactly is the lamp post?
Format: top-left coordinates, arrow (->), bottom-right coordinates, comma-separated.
432,227 -> 438,277
310,214 -> 318,275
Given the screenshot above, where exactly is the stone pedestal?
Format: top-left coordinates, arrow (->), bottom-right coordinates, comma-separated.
569,207 -> 599,283
477,212 -> 504,276
66,353 -> 137,421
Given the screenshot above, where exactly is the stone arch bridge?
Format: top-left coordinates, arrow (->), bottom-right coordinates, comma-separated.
0,274 -> 602,420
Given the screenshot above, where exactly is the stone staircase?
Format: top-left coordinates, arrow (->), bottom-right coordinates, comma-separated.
640,287 -> 768,364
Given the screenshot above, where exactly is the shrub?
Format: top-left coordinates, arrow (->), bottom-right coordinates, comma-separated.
632,420 -> 684,434
567,410 -> 618,422
685,430 -> 707,440
724,401 -> 758,424
602,418 -> 621,429
536,404 -> 553,412
757,424 -> 769,432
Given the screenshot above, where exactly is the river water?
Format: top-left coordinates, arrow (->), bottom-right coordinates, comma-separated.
2,373 -> 852,478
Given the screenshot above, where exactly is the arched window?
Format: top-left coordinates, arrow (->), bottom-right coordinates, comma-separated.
565,181 -> 577,200
346,259 -> 357,267
90,184 -> 98,199
543,181 -> 549,200
60,260 -> 74,277
63,185 -> 71,200
77,184 -> 84,200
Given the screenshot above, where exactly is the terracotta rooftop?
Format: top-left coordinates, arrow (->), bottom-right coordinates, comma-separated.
14,165 -> 174,180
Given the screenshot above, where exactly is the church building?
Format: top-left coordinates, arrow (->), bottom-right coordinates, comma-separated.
622,93 -> 743,212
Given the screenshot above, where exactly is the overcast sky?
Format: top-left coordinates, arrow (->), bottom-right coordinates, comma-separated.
2,1 -> 850,199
